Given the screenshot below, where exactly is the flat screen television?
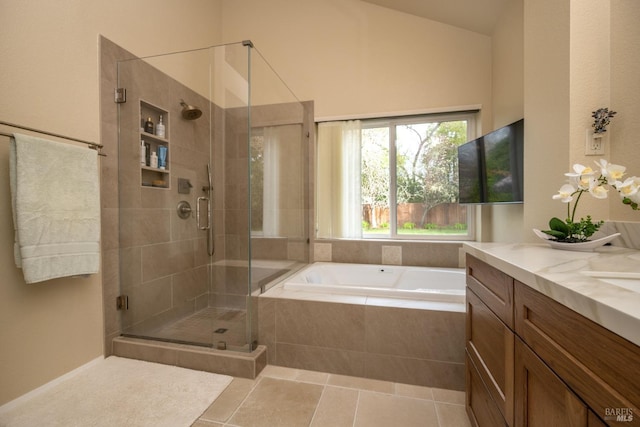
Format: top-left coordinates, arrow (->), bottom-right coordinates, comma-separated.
457,119 -> 524,204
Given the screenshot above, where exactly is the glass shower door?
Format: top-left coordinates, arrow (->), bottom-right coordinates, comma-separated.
116,43 -> 253,351
115,41 -> 308,352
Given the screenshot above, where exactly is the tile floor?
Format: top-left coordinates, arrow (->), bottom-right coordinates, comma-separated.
191,365 -> 471,427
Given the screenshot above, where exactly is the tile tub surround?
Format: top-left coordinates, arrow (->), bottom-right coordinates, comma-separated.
258,287 -> 466,390
312,239 -> 463,268
463,242 -> 640,347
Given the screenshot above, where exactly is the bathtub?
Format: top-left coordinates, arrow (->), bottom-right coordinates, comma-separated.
281,262 -> 465,303
259,261 -> 467,390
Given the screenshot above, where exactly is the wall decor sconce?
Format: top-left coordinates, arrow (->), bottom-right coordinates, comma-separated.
586,107 -> 617,156
592,107 -> 617,134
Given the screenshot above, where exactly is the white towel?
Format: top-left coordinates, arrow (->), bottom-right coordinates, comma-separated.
9,133 -> 101,284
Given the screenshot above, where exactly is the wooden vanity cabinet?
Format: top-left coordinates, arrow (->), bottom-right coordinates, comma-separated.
466,254 -> 640,427
465,255 -> 514,427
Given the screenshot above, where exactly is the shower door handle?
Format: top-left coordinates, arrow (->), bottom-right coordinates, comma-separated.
196,196 -> 210,230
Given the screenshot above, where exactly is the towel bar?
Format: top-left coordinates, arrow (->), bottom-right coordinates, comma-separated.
0,119 -> 105,156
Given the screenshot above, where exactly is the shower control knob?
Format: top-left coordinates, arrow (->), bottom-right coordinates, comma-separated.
177,201 -> 192,219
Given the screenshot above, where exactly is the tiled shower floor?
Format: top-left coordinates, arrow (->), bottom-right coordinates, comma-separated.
126,307 -> 250,350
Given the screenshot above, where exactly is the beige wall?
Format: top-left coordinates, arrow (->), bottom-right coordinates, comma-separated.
492,0 -> 525,128
610,1 -> 640,220
482,0 -> 525,243
521,0 -> 572,240
484,0 -> 640,243
568,0 -> 611,221
0,0 -> 223,406
221,0 -> 494,132
519,0 -> 639,242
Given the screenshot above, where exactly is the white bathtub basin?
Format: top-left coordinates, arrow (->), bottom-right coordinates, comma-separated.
282,262 -> 465,303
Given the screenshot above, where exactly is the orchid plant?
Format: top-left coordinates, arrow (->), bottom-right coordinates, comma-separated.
543,159 -> 639,242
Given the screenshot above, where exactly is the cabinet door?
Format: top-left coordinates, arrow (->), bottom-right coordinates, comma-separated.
515,338 -> 587,427
514,282 -> 640,426
466,288 -> 514,426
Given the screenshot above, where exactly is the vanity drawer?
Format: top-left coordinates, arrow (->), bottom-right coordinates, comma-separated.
466,351 -> 508,427
466,255 -> 514,328
514,281 -> 640,426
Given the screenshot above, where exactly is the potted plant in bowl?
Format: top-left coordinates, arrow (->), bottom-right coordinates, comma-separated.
535,159 -> 639,250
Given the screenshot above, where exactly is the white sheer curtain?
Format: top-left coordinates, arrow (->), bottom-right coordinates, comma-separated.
262,126 -> 279,237
316,120 -> 362,238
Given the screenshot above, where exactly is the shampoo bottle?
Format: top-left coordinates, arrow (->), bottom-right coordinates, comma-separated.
156,115 -> 165,138
150,151 -> 158,168
144,117 -> 154,134
140,140 -> 146,165
157,145 -> 167,169
144,142 -> 151,166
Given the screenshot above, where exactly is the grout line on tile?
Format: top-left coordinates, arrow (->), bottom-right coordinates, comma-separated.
433,399 -> 444,427
219,375 -> 264,426
352,390 -> 363,427
434,401 -> 467,408
307,383 -> 327,427
358,388 -> 440,404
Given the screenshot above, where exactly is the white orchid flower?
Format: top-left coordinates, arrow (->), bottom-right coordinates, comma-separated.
595,159 -> 610,176
565,164 -> 595,190
615,177 -> 640,199
631,183 -> 640,204
589,184 -> 608,199
552,184 -> 576,203
608,165 -> 626,181
566,164 -> 595,176
551,160 -> 638,223
595,159 -> 626,181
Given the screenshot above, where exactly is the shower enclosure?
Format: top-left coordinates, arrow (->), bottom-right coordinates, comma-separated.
116,41 -> 309,352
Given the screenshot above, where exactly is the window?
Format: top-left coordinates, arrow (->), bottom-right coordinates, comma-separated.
250,124 -> 306,237
317,112 -> 476,240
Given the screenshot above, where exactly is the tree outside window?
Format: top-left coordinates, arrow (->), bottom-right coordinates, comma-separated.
361,116 -> 473,238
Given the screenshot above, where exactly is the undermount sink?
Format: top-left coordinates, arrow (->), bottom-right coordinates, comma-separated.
581,271 -> 640,293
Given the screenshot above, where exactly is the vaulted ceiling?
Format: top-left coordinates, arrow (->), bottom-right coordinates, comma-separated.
360,0 -> 513,35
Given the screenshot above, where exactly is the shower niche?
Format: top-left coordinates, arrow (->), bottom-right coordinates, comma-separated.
139,100 -> 169,189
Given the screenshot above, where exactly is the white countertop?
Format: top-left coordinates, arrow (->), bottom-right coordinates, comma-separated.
463,242 -> 640,347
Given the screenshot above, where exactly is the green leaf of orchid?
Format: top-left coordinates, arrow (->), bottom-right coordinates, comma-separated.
549,217 -> 569,234
542,229 -> 567,239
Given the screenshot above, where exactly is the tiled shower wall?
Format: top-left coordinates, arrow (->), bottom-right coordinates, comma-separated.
116,55 -> 217,335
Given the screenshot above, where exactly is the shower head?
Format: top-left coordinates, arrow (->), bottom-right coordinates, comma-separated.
179,99 -> 202,120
